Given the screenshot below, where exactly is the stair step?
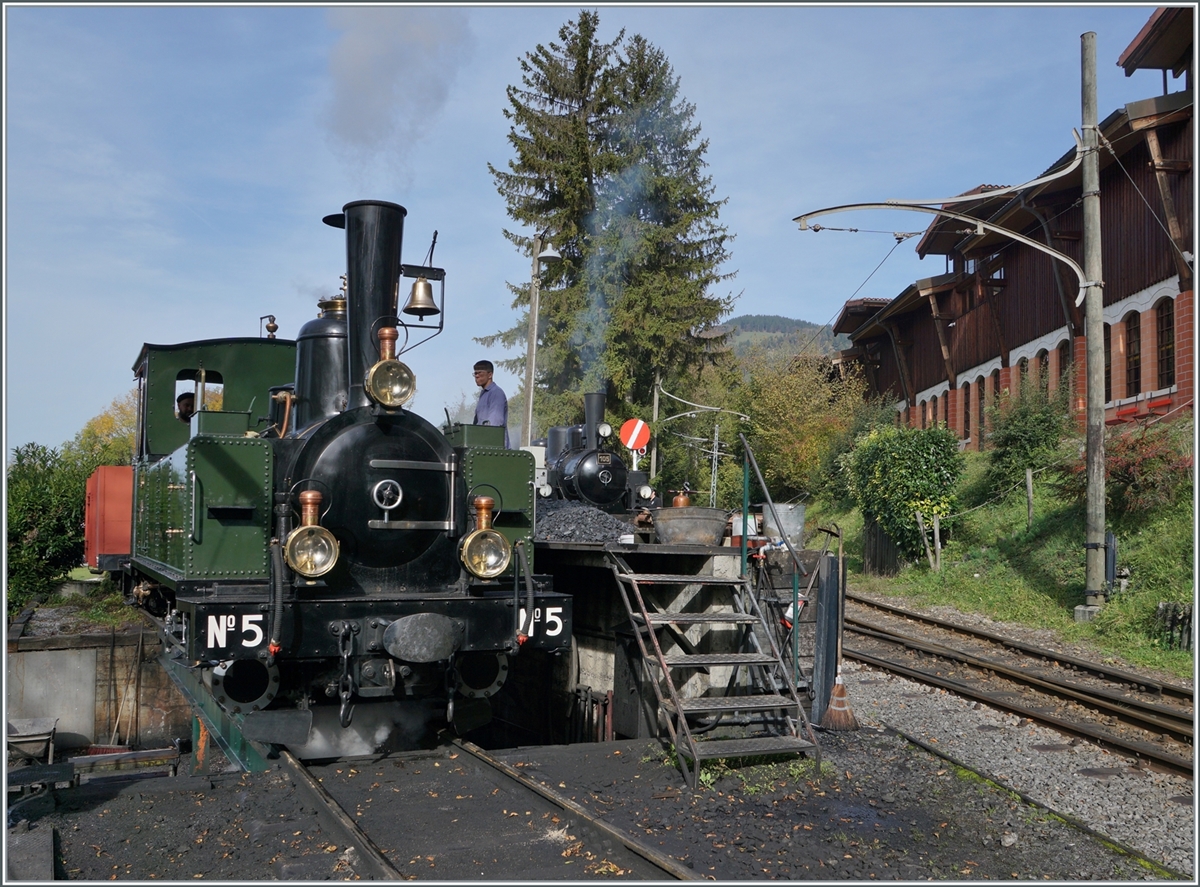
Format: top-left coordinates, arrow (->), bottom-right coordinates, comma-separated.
669,694 -> 799,715
661,652 -> 776,667
636,612 -> 760,626
616,573 -> 746,585
680,735 -> 817,761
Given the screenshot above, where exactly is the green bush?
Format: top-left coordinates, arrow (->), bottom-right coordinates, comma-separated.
841,424 -> 964,558
986,369 -> 1073,494
6,443 -> 99,615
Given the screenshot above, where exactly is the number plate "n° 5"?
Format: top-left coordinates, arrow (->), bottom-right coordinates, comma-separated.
206,614 -> 265,649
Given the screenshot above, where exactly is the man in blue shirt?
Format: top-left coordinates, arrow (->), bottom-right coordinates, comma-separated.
472,360 -> 509,448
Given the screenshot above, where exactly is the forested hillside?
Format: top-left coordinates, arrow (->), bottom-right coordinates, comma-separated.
718,314 -> 849,358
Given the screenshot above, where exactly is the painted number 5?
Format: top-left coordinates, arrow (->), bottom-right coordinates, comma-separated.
207,613 -> 264,648
518,606 -> 564,637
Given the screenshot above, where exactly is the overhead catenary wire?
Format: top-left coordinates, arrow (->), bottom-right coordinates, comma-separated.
787,230 -> 920,361
793,192 -> 1087,366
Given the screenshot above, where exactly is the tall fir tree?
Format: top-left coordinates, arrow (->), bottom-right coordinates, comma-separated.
599,35 -> 733,408
485,13 -> 734,436
483,11 -> 625,431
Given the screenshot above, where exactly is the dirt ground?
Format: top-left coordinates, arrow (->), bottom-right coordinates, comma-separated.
11,729 -> 1171,881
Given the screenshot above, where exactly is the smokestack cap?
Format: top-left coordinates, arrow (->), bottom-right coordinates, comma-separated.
323,199 -> 408,229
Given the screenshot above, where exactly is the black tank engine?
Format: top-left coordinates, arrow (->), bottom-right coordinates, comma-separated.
535,393 -> 656,513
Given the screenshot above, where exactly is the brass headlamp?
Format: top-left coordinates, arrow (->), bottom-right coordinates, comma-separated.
365,327 -> 416,407
459,496 -> 512,579
284,490 -> 339,578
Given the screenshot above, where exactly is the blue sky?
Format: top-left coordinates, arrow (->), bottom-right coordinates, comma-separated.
3,3 -> 1174,453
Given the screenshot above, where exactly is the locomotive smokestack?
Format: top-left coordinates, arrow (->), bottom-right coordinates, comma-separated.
583,392 -> 605,450
324,200 -> 408,410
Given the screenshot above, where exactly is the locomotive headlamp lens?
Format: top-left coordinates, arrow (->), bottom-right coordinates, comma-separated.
638,484 -> 654,501
460,529 -> 512,579
597,422 -> 613,439
538,484 -> 553,498
284,525 -> 340,578
365,359 -> 416,407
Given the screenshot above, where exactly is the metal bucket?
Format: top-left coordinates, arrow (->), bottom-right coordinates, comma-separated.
653,507 -> 729,546
762,503 -> 806,547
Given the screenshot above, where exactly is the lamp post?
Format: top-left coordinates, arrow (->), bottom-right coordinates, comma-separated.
521,232 -> 561,447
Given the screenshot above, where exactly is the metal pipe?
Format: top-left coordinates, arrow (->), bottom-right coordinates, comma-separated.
739,433 -> 807,579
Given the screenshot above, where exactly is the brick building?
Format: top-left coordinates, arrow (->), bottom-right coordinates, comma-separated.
833,7 -> 1193,443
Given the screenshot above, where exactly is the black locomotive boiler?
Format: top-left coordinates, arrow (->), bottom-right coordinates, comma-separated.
121,200 -> 571,763
533,392 -> 657,513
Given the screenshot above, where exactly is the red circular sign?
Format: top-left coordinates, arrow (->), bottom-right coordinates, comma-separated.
619,418 -> 650,450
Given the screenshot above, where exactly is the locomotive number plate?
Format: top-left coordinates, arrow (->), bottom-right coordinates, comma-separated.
517,605 -> 566,639
597,453 -> 611,465
206,613 -> 265,650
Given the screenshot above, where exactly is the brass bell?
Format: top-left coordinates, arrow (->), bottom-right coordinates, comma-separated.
402,277 -> 439,318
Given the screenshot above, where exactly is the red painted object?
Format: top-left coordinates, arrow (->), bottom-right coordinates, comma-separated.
84,466 -> 133,570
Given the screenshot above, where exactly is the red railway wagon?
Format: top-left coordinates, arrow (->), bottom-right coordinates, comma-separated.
84,465 -> 133,571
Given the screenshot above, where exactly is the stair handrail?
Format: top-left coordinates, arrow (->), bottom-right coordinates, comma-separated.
739,433 -> 808,581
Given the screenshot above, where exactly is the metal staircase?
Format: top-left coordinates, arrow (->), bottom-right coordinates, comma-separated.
607,552 -> 820,788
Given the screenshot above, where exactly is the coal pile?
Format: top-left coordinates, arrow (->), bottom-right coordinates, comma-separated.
535,500 -> 637,543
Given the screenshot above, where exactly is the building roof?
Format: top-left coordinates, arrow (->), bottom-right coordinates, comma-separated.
1117,6 -> 1194,78
831,298 -> 891,335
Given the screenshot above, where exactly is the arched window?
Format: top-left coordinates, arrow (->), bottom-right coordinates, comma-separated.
1124,311 -> 1141,397
920,400 -> 927,429
1035,349 -> 1048,387
1103,323 -> 1112,403
1157,298 -> 1175,389
1057,339 -> 1072,386
991,368 -> 1001,404
931,395 -> 938,427
962,381 -> 971,440
976,375 -> 986,446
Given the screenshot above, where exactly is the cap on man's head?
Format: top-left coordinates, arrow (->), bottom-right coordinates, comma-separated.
177,392 -> 194,404
473,360 -> 494,373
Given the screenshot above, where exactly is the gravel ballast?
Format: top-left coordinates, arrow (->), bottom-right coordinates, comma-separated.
842,659 -> 1195,877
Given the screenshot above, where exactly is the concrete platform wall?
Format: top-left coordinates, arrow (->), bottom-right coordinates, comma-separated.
7,630 -> 192,749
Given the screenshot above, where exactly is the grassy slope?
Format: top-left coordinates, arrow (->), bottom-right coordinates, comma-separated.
808,451 -> 1195,679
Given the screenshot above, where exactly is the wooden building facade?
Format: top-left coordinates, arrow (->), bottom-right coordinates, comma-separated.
833,8 -> 1193,446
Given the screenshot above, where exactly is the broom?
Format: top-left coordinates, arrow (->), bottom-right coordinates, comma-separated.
820,525 -> 859,731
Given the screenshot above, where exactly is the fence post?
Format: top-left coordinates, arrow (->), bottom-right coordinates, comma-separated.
1026,468 -> 1034,530
933,514 -> 941,572
915,510 -> 936,570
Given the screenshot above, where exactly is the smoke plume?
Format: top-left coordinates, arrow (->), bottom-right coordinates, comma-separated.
323,7 -> 475,179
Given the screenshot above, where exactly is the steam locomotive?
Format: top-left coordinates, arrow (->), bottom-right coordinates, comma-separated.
532,393 -> 657,513
120,200 -> 571,759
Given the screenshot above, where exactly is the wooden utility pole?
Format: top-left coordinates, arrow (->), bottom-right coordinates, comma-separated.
1081,32 -> 1107,606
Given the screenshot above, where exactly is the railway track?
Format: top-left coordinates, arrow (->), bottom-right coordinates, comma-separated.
842,593 -> 1194,777
290,741 -> 691,880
